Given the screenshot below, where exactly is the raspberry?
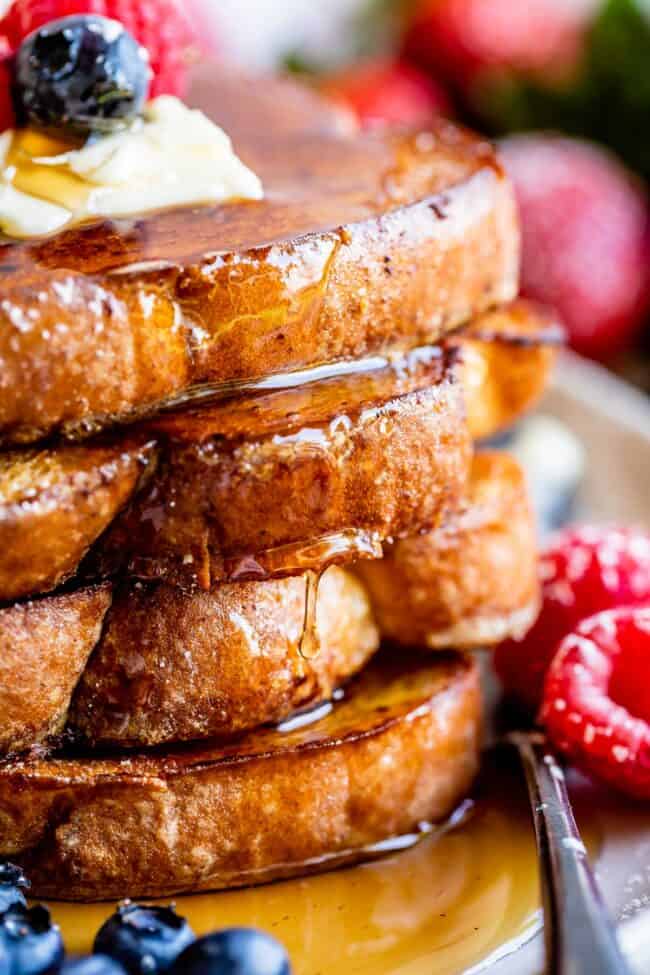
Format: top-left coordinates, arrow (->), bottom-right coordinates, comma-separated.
541,607 -> 650,799
321,59 -> 450,129
495,525 -> 650,713
0,0 -> 202,98
500,135 -> 650,362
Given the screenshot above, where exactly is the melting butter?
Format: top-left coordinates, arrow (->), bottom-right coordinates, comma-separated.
0,96 -> 264,238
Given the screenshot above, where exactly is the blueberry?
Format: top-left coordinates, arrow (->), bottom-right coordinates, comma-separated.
0,904 -> 64,975
0,865 -> 30,914
14,15 -> 150,135
61,956 -> 127,975
93,903 -> 194,975
172,929 -> 292,975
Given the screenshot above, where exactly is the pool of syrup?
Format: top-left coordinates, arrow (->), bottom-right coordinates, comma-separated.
46,758 -> 602,974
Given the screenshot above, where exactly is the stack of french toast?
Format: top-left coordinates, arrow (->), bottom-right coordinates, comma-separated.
0,70 -> 561,900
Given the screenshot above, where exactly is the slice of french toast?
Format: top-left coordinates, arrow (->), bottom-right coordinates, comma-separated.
0,441 -> 155,603
0,454 -> 537,759
354,452 -> 539,649
455,300 -> 563,440
0,586 -> 111,757
0,652 -> 480,900
0,69 -> 518,446
0,301 -> 559,603
91,374 -> 470,590
0,451 -> 541,760
70,567 -> 379,749
0,567 -> 378,758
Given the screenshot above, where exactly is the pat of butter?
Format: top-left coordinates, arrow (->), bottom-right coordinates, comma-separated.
0,96 -> 264,238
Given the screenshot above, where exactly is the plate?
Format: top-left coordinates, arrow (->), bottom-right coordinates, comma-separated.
49,352 -> 650,974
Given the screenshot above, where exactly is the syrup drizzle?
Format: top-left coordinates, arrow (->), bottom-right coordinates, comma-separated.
45,761 -> 558,971
298,569 -> 321,660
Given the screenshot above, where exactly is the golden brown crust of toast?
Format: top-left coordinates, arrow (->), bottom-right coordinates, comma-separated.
91,377 -> 471,589
0,71 -> 518,446
354,452 -> 540,648
457,301 -> 562,440
70,568 -> 378,748
0,569 -> 377,756
0,653 -> 480,900
0,301 -> 557,602
0,586 -> 111,756
0,443 -> 154,603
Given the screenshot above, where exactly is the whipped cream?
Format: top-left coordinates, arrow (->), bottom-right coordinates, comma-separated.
0,96 -> 264,238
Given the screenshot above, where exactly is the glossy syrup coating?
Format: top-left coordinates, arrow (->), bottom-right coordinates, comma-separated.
0,299 -> 559,604
90,375 -> 471,590
0,68 -> 519,446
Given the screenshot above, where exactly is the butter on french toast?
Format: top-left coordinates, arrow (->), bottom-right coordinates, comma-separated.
0,70 -> 518,446
0,652 -> 480,901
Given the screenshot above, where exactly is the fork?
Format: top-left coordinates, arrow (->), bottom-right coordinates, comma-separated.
509,731 -> 633,975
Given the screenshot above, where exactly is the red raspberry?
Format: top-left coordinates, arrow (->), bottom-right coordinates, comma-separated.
0,0 -> 203,98
403,0 -> 590,86
321,59 -> 450,129
500,135 -> 650,362
495,525 -> 650,713
541,607 -> 650,799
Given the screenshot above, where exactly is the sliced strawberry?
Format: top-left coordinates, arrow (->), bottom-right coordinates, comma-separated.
0,0 -> 205,98
320,59 -> 450,129
541,607 -> 650,799
495,525 -> 650,713
402,0 -> 591,87
500,134 -> 650,362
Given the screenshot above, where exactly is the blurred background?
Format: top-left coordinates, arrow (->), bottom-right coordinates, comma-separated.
204,0 -> 650,393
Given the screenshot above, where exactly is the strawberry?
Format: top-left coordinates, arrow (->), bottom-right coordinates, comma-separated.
0,56 -> 15,132
495,525 -> 650,713
541,607 -> 650,799
320,59 -> 450,129
403,0 -> 592,87
500,135 -> 650,361
0,0 -> 203,98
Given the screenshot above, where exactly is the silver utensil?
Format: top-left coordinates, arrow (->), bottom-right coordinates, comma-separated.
509,730 -> 634,975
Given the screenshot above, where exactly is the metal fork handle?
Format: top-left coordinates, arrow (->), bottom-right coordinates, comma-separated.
509,732 -> 633,975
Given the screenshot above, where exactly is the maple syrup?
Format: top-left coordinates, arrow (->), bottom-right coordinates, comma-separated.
298,570 -> 321,660
6,130 -> 90,215
46,759 -> 600,973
